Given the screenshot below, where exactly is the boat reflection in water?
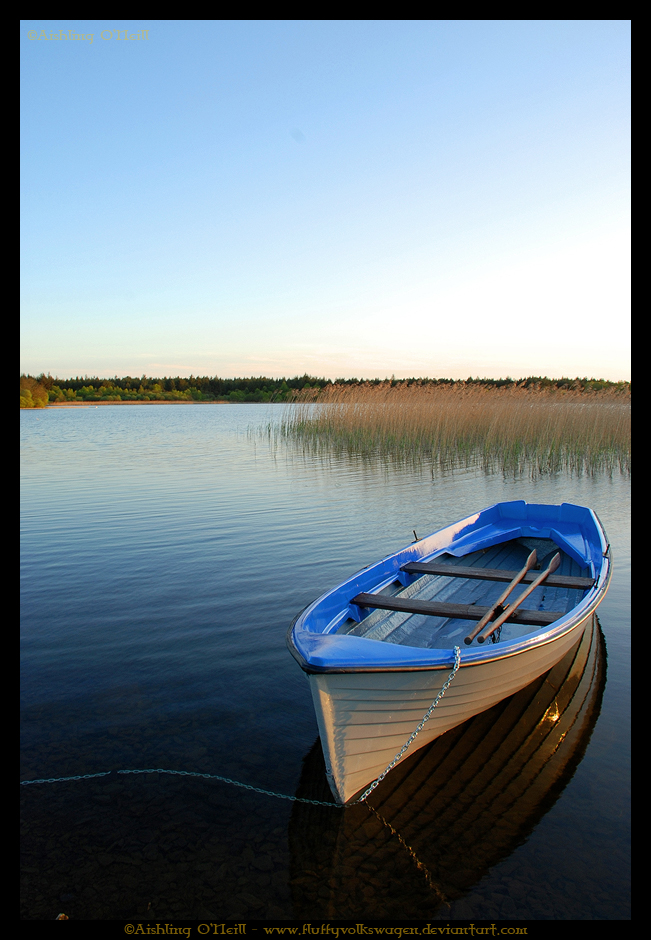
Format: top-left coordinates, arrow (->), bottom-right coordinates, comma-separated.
289,614 -> 606,919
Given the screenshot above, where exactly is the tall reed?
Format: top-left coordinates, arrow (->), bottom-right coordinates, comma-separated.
278,382 -> 630,475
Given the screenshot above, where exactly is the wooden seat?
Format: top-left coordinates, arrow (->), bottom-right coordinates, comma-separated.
350,593 -> 564,627
400,561 -> 594,591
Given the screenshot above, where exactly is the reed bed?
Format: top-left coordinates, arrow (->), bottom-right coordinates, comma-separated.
277,382 -> 630,475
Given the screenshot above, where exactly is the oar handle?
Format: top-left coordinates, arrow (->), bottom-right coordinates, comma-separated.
476,553 -> 561,643
464,550 -> 537,645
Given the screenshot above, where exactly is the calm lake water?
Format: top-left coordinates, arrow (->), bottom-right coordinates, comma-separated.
20,404 -> 630,921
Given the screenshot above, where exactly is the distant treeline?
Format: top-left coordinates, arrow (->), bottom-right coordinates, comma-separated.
20,372 -> 631,407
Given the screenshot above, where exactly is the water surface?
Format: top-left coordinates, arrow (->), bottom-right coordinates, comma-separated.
20,404 -> 630,920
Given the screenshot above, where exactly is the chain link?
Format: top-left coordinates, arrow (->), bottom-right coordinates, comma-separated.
20,771 -> 113,785
351,646 -> 461,803
20,648 -> 461,808
116,769 -> 337,806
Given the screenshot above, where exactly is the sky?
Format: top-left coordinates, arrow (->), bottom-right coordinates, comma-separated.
20,20 -> 630,381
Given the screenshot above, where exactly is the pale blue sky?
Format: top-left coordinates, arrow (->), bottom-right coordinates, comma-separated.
20,20 -> 630,380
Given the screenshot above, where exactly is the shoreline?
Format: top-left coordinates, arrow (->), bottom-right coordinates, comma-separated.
41,400 -> 232,407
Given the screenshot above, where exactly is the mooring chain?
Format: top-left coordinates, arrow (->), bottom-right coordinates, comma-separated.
20,648 -> 461,808
352,645 -> 461,804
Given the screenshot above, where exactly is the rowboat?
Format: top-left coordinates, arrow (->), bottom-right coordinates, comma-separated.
289,615 -> 606,918
287,500 -> 611,804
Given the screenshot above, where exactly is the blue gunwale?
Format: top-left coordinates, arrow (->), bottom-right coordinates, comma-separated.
287,501 -> 611,674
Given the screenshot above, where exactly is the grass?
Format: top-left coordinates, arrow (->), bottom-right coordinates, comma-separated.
275,381 -> 631,475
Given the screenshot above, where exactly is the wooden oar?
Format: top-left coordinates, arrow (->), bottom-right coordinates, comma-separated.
464,550 -> 538,645
476,552 -> 561,644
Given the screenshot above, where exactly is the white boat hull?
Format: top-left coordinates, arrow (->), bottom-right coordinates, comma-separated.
310,612 -> 594,803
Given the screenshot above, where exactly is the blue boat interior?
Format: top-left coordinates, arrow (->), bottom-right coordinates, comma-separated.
336,536 -> 592,650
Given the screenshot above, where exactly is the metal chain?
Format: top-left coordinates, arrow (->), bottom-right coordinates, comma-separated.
20,647 -> 461,808
20,771 -> 113,785
352,645 -> 461,803
20,767 -> 336,806
117,769 -> 336,806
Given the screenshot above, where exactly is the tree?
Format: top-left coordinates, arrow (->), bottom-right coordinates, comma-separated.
20,375 -> 48,408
